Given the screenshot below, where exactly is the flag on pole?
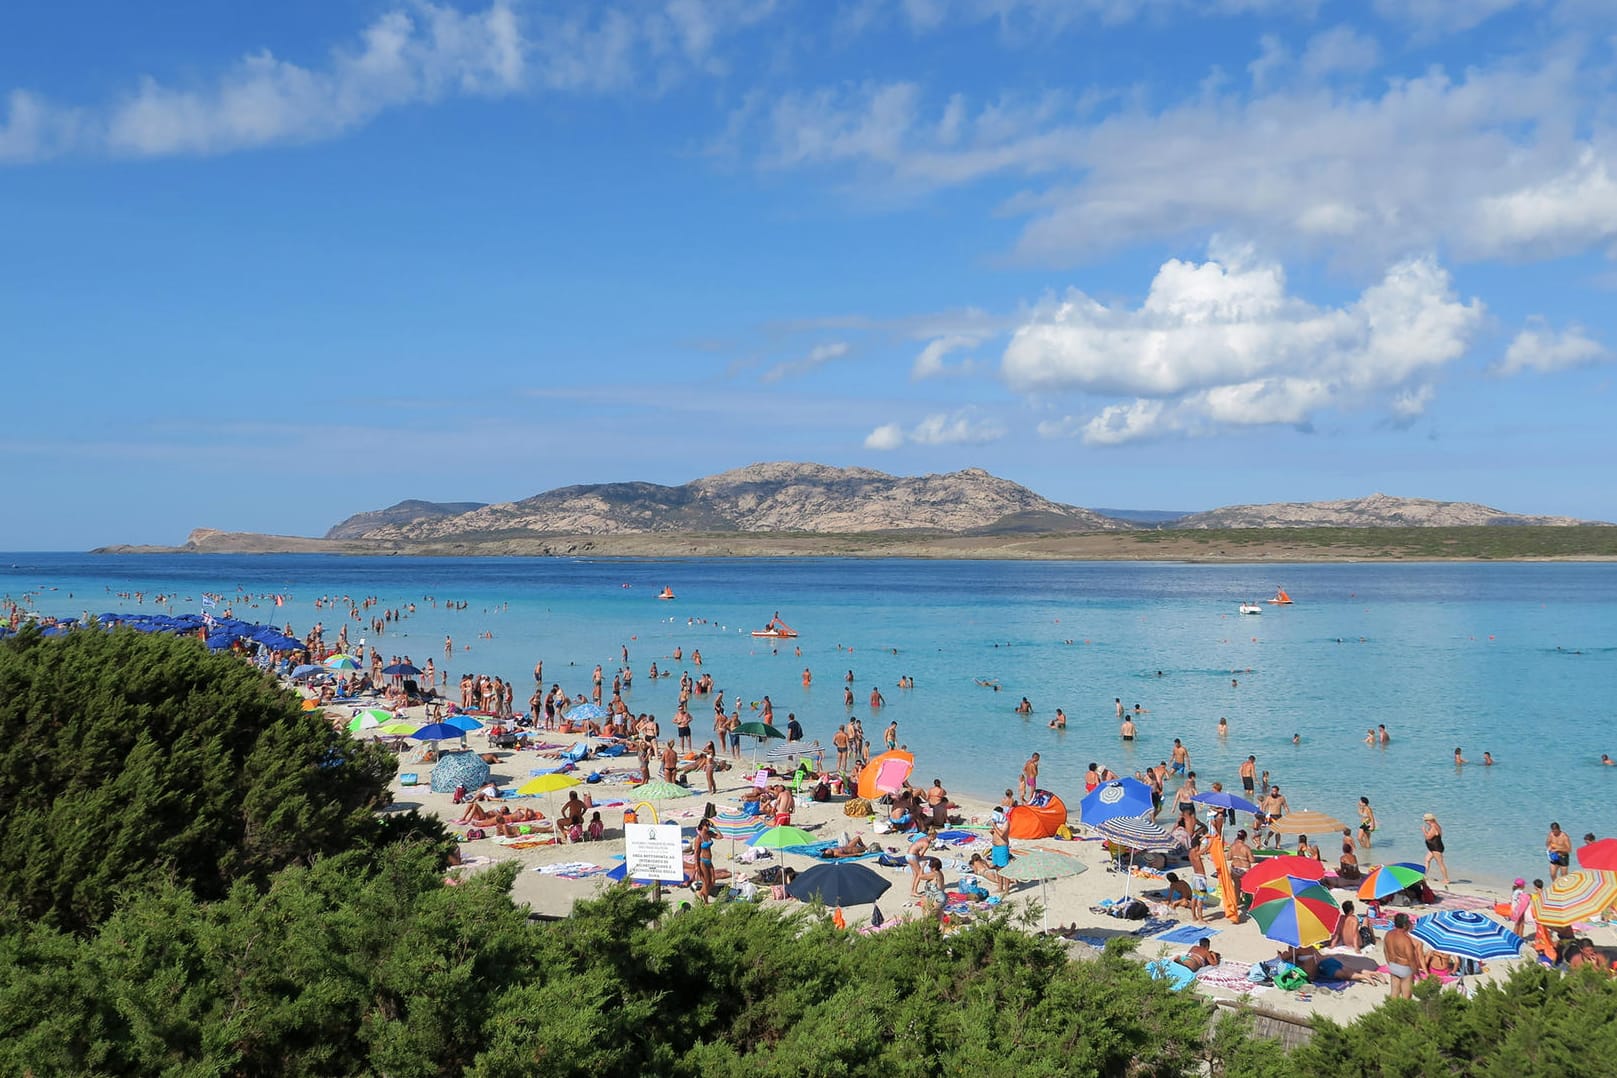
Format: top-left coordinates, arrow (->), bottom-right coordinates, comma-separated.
201,596 -> 217,608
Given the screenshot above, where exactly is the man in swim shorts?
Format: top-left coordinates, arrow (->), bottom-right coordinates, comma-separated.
1383,913 -> 1420,999
1239,755 -> 1256,795
1170,739 -> 1189,775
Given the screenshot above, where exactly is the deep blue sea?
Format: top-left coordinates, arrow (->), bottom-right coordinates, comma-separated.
5,553 -> 1614,887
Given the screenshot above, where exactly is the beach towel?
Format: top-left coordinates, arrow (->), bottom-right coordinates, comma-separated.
1433,891 -> 1494,911
1135,917 -> 1180,938
535,861 -> 602,876
1197,961 -> 1269,994
1153,924 -> 1222,946
1146,959 -> 1197,991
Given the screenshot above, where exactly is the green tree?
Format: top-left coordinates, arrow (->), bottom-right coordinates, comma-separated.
0,626 -> 397,930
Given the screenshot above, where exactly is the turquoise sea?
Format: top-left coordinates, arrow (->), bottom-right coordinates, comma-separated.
5,553 -> 1614,888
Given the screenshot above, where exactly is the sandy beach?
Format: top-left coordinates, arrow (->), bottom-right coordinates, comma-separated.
335,694 -> 1590,1028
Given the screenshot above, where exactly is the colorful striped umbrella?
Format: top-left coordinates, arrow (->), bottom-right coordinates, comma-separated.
1533,871 -> 1617,927
1357,862 -> 1428,901
1249,875 -> 1342,947
323,654 -> 361,670
712,807 -> 768,839
1240,855 -> 1326,894
1410,910 -> 1525,961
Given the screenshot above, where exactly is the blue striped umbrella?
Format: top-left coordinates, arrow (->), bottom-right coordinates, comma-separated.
1080,778 -> 1154,825
1410,910 -> 1525,961
1095,816 -> 1176,851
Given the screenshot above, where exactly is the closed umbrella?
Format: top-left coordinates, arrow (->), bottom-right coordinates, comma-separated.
1533,871 -> 1617,927
787,862 -> 892,907
1411,910 -> 1525,962
1356,862 -> 1428,902
1249,876 -> 1342,948
1079,778 -> 1154,826
1000,848 -> 1088,931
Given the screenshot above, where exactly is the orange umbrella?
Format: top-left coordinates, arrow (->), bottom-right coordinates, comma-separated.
857,750 -> 914,801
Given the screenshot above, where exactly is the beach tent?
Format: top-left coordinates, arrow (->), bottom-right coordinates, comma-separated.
1006,791 -> 1069,840
430,751 -> 491,794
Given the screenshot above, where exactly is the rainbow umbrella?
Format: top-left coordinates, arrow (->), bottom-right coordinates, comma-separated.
1249,875 -> 1342,948
712,807 -> 768,839
1411,910 -> 1525,962
1533,871 -> 1617,927
1357,862 -> 1428,901
1239,855 -> 1326,894
323,654 -> 361,671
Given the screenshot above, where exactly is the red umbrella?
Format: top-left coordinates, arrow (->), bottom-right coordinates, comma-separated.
1576,838 -> 1617,872
1240,855 -> 1326,894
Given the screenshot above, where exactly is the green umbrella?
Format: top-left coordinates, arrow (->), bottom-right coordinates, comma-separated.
347,709 -> 393,733
750,824 -> 820,875
735,722 -> 785,739
634,780 -> 693,800
1000,848 -> 1088,931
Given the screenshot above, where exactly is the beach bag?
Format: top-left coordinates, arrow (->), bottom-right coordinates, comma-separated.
465,828 -> 486,841
812,781 -> 831,802
870,904 -> 885,927
1055,823 -> 1073,840
1359,924 -> 1377,949
1119,899 -> 1149,920
452,784 -> 468,804
844,797 -> 872,817
1274,966 -> 1309,991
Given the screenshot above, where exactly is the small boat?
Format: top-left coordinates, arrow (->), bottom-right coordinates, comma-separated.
1239,603 -> 1263,615
657,587 -> 676,600
751,615 -> 798,639
1266,588 -> 1294,605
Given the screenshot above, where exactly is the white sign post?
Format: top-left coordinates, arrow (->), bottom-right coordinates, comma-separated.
625,823 -> 686,884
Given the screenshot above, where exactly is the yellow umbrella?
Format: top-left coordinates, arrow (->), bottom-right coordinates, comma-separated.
1267,810 -> 1348,836
517,773 -> 581,796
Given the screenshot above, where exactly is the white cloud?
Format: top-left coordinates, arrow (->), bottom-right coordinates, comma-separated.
1496,319 -> 1611,374
760,341 -> 850,382
0,1 -> 770,162
911,334 -> 982,378
862,409 -> 1004,449
1372,0 -> 1532,34
1299,25 -> 1381,80
1007,247 -> 1484,444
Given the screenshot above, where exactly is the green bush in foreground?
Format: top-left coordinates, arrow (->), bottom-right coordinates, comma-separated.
0,626 -> 402,930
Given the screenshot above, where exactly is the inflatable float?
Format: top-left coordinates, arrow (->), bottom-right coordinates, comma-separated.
751,615 -> 798,638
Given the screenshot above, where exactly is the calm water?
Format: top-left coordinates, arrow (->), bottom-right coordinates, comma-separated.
5,553 -> 1615,887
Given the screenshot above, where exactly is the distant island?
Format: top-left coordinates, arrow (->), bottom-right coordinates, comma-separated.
93,461 -> 1616,561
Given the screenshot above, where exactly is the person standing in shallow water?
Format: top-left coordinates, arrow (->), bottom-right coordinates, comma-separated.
1357,796 -> 1377,850
1423,812 -> 1450,888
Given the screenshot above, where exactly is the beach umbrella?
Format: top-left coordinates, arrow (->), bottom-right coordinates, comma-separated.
1093,817 -> 1173,900
291,664 -> 325,680
412,722 -> 469,743
347,709 -> 393,733
634,779 -> 693,800
1001,849 -> 1088,931
788,862 -> 892,907
856,750 -> 915,801
376,720 -> 419,737
1249,876 -> 1342,948
323,654 -> 361,671
1079,778 -> 1154,826
566,701 -> 609,722
1411,910 -> 1526,962
735,721 -> 785,739
1239,855 -> 1326,894
382,662 -> 421,676
750,823 -> 820,876
1575,839 -> 1617,872
1533,871 -> 1617,927
1191,790 -> 1262,815
1266,809 -> 1349,837
606,861 -> 661,885
1356,862 -> 1428,901
517,773 -> 580,796
441,714 -> 484,732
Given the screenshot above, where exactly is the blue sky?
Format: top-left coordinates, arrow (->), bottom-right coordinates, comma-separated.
4,0 -> 1616,548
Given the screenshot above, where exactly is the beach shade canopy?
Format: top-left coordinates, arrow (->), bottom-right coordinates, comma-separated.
382,662 -> 421,676
750,825 -> 818,851
1191,790 -> 1262,815
1411,910 -> 1526,962
412,722 -> 469,742
347,709 -> 393,733
1079,778 -> 1154,826
441,714 -> 484,732
1265,810 -> 1349,837
1533,871 -> 1617,927
429,751 -> 490,794
1576,839 -> 1617,872
1094,816 -> 1176,851
1356,862 -> 1428,901
1240,855 -> 1327,894
1249,876 -> 1342,948
323,654 -> 361,670
735,722 -> 785,740
788,862 -> 893,907
634,780 -> 693,800
566,702 -> 609,722
857,750 -> 915,801
517,773 -> 580,796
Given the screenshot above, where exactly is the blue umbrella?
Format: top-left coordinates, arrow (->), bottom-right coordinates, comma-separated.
441,714 -> 484,732
411,722 -> 468,742
567,702 -> 609,722
1191,790 -> 1262,815
787,862 -> 892,907
1410,910 -> 1525,961
291,664 -> 325,679
382,662 -> 421,676
605,862 -> 663,885
1079,778 -> 1154,825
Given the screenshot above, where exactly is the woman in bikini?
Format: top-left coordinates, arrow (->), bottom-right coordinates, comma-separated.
968,853 -> 1013,895
1358,796 -> 1377,850
693,818 -> 717,904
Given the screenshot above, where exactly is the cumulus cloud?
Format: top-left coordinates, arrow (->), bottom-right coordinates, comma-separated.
1496,319 -> 1611,374
863,409 -> 1004,449
1008,246 -> 1485,444
761,341 -> 851,382
911,334 -> 982,378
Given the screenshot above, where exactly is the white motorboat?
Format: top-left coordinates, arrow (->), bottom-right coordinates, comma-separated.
1238,603 -> 1263,615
